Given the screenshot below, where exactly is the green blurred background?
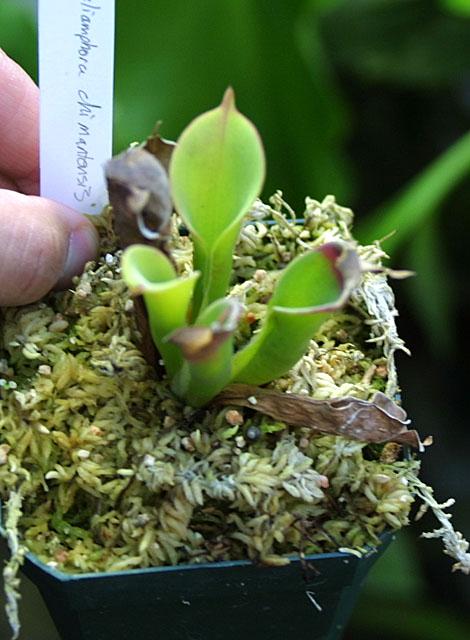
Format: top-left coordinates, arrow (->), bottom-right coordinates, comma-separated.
1,0 -> 470,637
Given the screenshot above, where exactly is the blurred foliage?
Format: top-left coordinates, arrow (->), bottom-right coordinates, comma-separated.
348,533 -> 469,639
319,0 -> 470,87
0,1 -> 37,79
317,0 -> 470,358
0,0 -> 469,639
440,0 -> 470,17
112,0 -> 353,206
405,218 -> 456,355
357,131 -> 470,252
356,130 -> 470,355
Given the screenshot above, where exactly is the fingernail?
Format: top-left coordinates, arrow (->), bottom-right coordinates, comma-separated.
55,223 -> 99,290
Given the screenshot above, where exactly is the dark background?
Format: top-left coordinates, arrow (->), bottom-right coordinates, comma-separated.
1,1 -> 470,638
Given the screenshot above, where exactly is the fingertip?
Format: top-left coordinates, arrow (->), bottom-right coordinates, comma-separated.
0,50 -> 39,193
0,190 -> 99,306
54,218 -> 99,290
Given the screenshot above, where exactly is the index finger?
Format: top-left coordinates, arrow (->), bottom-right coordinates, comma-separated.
0,48 -> 39,194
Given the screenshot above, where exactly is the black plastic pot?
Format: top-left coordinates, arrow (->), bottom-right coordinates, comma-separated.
15,534 -> 392,640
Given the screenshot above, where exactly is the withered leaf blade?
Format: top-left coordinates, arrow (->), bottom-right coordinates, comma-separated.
133,296 -> 159,369
216,384 -> 422,449
144,132 -> 176,173
370,391 -> 408,422
168,300 -> 243,363
105,146 -> 172,249
168,326 -> 215,361
319,242 -> 363,310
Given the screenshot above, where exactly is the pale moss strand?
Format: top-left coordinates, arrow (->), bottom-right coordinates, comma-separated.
2,491 -> 26,640
412,477 -> 470,574
351,272 -> 409,398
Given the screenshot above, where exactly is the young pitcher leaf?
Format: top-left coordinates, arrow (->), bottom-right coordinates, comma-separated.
169,298 -> 243,407
121,244 -> 199,376
232,243 -> 361,385
169,88 -> 265,312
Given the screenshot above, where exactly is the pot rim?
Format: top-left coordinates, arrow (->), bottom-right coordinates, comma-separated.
15,534 -> 393,584
0,499 -> 392,582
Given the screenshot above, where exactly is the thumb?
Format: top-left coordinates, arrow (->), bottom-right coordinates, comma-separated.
0,189 -> 99,306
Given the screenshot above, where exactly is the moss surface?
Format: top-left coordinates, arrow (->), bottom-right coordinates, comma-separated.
0,195 -> 419,575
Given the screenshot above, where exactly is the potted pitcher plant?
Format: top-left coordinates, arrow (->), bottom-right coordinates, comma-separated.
1,90 -> 469,640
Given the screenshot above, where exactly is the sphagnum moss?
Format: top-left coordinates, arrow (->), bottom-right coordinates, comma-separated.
1,195 -> 466,637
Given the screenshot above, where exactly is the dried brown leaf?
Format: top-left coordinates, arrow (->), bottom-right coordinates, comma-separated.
168,300 -> 242,363
168,326 -> 215,362
144,132 -> 176,173
133,297 -> 159,369
105,146 -> 175,364
105,147 -> 172,249
216,384 -> 422,449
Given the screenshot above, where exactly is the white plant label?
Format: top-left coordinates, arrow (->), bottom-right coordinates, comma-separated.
38,1 -> 115,214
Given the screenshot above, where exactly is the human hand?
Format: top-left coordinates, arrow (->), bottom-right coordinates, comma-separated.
0,49 -> 98,306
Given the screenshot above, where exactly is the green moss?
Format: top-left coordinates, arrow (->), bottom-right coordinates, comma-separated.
0,196 -> 419,577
